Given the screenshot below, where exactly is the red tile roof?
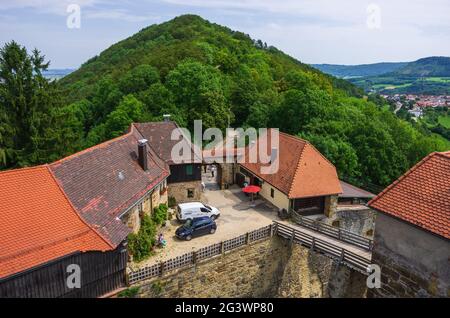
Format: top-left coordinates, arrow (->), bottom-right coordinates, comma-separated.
369,151 -> 450,239
50,125 -> 170,246
0,166 -> 112,279
240,131 -> 342,199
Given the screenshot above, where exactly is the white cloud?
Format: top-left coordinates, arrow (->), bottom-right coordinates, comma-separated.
162,0 -> 450,63
84,9 -> 159,22
0,0 -> 160,22
0,0 -> 100,15
163,0 -> 450,28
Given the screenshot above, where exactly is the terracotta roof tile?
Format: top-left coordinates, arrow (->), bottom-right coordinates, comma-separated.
0,166 -> 112,279
240,131 -> 342,198
369,151 -> 450,239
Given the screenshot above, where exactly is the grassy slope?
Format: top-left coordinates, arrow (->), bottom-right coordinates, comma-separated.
438,115 -> 450,128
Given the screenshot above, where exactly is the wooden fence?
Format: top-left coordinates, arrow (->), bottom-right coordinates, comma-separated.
274,221 -> 371,274
128,225 -> 273,284
291,209 -> 373,251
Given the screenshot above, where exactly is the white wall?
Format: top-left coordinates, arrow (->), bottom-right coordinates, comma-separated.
259,181 -> 290,211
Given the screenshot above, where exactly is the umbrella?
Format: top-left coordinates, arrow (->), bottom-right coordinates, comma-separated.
242,185 -> 261,206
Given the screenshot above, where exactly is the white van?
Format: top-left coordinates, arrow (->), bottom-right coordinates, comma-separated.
176,202 -> 220,222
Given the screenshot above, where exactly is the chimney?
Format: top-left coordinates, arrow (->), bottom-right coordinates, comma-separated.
163,114 -> 171,122
138,139 -> 148,171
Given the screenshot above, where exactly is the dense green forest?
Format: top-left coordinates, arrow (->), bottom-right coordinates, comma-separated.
1,15 -> 448,188
387,57 -> 450,77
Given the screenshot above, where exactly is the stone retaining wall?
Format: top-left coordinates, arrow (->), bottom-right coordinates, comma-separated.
133,236 -> 367,298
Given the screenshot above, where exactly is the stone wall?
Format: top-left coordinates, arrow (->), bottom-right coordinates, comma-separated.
134,236 -> 367,298
121,183 -> 169,234
333,207 -> 376,238
168,180 -> 202,204
124,207 -> 141,234
324,195 -> 338,218
369,213 -> 450,298
219,163 -> 235,187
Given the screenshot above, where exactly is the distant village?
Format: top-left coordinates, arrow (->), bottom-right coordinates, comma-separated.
381,94 -> 450,118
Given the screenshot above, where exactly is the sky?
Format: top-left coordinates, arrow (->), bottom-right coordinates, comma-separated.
1,0 -> 449,68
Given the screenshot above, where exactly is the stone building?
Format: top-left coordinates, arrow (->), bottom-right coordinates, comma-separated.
133,121 -> 202,204
50,124 -> 170,237
368,151 -> 450,297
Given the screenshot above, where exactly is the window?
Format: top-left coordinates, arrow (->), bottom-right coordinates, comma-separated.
186,164 -> 193,176
271,188 -> 275,198
187,188 -> 194,198
138,202 -> 143,213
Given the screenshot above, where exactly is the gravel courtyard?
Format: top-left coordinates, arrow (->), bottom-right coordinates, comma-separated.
130,185 -> 279,269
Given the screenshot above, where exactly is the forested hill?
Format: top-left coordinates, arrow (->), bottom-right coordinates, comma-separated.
60,15 -> 361,102
311,62 -> 407,78
386,56 -> 450,77
1,15 -> 448,188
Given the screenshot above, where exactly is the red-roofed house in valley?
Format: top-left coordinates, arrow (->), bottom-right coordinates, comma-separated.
237,131 -> 343,218
0,166 -> 127,298
368,151 -> 450,298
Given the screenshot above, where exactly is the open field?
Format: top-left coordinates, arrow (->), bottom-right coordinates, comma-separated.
423,77 -> 450,83
350,76 -> 450,95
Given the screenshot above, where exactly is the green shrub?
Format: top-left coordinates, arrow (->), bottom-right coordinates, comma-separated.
118,286 -> 140,298
127,215 -> 156,262
152,204 -> 168,225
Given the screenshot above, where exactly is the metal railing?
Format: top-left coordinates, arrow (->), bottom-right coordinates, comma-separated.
290,209 -> 373,251
273,221 -> 371,274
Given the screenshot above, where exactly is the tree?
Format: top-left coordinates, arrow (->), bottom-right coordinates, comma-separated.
166,61 -> 231,130
0,41 -> 60,168
119,64 -> 160,95
230,65 -> 258,125
137,83 -> 186,127
273,88 -> 331,135
302,134 -> 360,179
105,95 -> 144,138
90,76 -> 123,126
